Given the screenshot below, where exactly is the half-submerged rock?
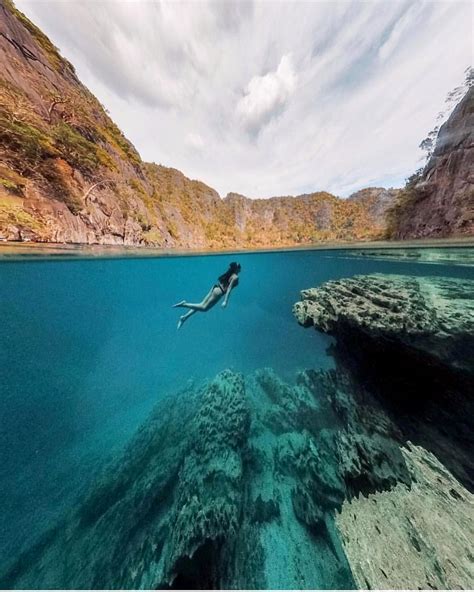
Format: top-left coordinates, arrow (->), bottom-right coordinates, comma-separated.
293,273 -> 474,377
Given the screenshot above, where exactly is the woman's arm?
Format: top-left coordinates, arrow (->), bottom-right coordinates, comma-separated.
221,275 -> 237,307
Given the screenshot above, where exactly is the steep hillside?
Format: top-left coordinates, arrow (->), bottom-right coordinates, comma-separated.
388,86 -> 474,239
348,187 -> 400,227
0,0 -> 160,245
222,188 -> 397,248
0,0 -> 396,248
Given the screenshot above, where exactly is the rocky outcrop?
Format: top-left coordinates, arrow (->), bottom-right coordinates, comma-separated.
293,274 -> 474,376
294,275 -> 474,487
0,0 -> 397,248
389,87 -> 474,238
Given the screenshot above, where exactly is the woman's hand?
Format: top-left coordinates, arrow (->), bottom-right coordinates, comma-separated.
221,300 -> 227,308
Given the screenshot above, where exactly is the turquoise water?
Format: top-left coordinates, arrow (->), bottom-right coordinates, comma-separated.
0,247 -> 473,587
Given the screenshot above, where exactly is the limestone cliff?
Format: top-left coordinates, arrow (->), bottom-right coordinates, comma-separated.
0,0 -> 397,248
388,86 -> 474,238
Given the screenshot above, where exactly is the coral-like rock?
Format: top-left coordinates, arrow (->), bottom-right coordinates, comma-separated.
288,430 -> 346,529
294,274 -> 474,375
161,370 -> 250,586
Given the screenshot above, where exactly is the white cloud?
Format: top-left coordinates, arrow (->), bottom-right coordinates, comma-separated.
14,0 -> 472,198
236,54 -> 297,134
378,2 -> 424,62
185,133 -> 205,150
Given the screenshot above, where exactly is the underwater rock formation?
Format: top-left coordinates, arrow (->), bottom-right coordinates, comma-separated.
162,370 -> 250,587
2,273 -> 473,589
294,273 -> 474,489
336,443 -> 474,590
1,368 -> 357,589
294,273 -> 474,589
1,362 -> 430,589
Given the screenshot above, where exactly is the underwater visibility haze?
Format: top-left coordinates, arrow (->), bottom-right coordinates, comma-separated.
0,247 -> 473,589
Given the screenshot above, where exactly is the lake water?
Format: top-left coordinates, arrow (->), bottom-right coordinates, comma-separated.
0,246 -> 473,586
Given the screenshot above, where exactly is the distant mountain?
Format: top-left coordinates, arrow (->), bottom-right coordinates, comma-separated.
388,86 -> 474,239
0,0 -> 398,247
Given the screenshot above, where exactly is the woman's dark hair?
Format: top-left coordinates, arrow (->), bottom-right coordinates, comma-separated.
218,262 -> 241,289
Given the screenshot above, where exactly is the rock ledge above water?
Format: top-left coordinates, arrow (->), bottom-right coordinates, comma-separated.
293,273 -> 474,376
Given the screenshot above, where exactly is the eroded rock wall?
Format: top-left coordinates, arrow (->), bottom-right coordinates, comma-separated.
389,87 -> 474,238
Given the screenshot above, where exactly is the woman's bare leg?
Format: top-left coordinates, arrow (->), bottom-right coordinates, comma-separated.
175,286 -> 221,311
177,309 -> 196,329
176,286 -> 222,329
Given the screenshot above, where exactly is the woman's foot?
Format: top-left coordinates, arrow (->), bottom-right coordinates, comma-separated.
172,300 -> 186,308
177,315 -> 186,330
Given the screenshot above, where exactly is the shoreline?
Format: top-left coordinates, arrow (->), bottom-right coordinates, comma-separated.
0,236 -> 473,261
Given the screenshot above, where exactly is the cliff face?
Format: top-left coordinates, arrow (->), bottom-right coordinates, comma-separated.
389,87 -> 474,239
0,0 -> 155,245
0,0 -> 397,248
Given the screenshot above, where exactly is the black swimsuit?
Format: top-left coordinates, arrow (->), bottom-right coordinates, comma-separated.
216,273 -> 238,293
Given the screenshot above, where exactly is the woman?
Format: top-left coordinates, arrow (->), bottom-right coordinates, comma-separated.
173,262 -> 241,329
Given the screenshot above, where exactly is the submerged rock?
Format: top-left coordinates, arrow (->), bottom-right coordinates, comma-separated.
294,273 -> 474,589
294,274 -> 474,490
335,443 -> 474,590
161,370 -> 250,587
0,368 -> 357,590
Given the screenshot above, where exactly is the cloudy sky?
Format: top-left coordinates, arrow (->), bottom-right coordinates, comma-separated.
16,0 -> 472,198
